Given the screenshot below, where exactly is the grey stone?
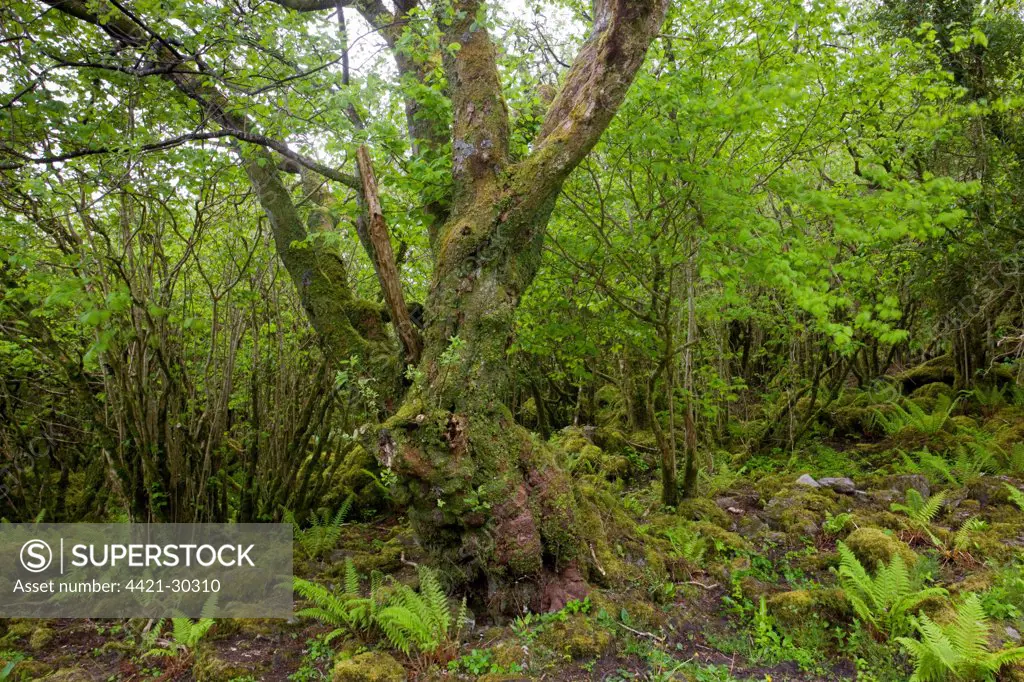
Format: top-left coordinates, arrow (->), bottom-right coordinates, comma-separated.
1007,626 -> 1021,642
795,474 -> 820,488
818,477 -> 857,494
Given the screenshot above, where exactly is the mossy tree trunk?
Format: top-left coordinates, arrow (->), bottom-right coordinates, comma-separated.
377,0 -> 669,612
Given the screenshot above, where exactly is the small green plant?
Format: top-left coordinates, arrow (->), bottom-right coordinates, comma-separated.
143,617 -> 216,658
980,561 -> 1024,620
836,542 -> 947,639
971,385 -> 1006,415
897,593 -> 1024,681
0,652 -> 24,681
950,516 -> 988,557
1006,444 -> 1024,475
659,523 -> 708,565
822,511 -> 855,535
462,485 -> 492,513
435,335 -> 465,406
749,596 -> 817,669
290,495 -> 354,560
375,565 -> 468,657
890,489 -> 946,545
447,647 -> 523,675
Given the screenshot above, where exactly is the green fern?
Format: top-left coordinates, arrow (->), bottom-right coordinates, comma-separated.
172,617 -> 215,649
144,616 -> 215,658
293,563 -> 467,656
873,395 -> 959,436
890,489 -> 946,545
1004,483 -> 1024,512
293,558 -> 375,641
836,541 -> 948,639
951,516 -> 988,555
972,385 -> 1006,414
903,449 -> 960,486
376,566 -> 466,656
659,524 -> 708,565
897,593 -> 1024,681
952,443 -> 998,482
1006,444 -> 1024,475
291,494 -> 354,560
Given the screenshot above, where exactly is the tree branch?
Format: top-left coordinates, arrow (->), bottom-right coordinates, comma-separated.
526,0 -> 668,188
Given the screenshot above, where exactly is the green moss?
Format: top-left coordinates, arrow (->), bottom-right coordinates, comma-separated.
895,355 -> 955,391
826,406 -> 874,438
28,626 -> 53,651
536,614 -> 612,659
333,444 -> 388,515
911,382 -> 955,401
10,660 -> 51,681
194,645 -> 264,682
332,652 -> 406,682
569,444 -> 604,474
767,588 -> 851,628
689,521 -> 750,557
676,498 -> 731,529
844,527 -> 917,569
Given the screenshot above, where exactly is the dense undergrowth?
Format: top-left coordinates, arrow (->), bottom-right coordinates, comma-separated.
2,366 -> 1024,681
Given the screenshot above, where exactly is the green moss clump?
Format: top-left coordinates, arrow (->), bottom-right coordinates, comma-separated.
332,652 -> 407,682
894,355 -> 954,391
844,527 -> 917,568
689,521 -> 750,557
2,619 -> 36,643
194,645 -> 264,682
10,660 -> 52,681
536,614 -> 613,659
28,626 -> 53,651
911,382 -> 955,401
332,445 -> 388,515
767,588 -> 851,628
676,498 -> 732,529
763,485 -> 837,536
826,406 -> 874,438
569,444 -> 604,474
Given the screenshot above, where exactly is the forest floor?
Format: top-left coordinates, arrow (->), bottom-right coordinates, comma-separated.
2,381 -> 1024,681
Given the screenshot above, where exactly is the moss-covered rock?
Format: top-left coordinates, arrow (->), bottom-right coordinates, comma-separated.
895,355 -> 955,392
911,382 -> 955,402
194,645 -> 267,681
2,619 -> 36,644
332,652 -> 407,682
677,498 -> 732,529
685,520 -> 747,556
5,659 -> 52,681
763,485 -> 837,536
844,527 -> 917,568
767,588 -> 851,628
826,406 -> 876,438
28,626 -> 53,651
536,613 -> 613,659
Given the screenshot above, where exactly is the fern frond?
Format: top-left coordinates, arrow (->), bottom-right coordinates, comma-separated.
343,557 -> 360,597
1004,483 -> 1024,511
